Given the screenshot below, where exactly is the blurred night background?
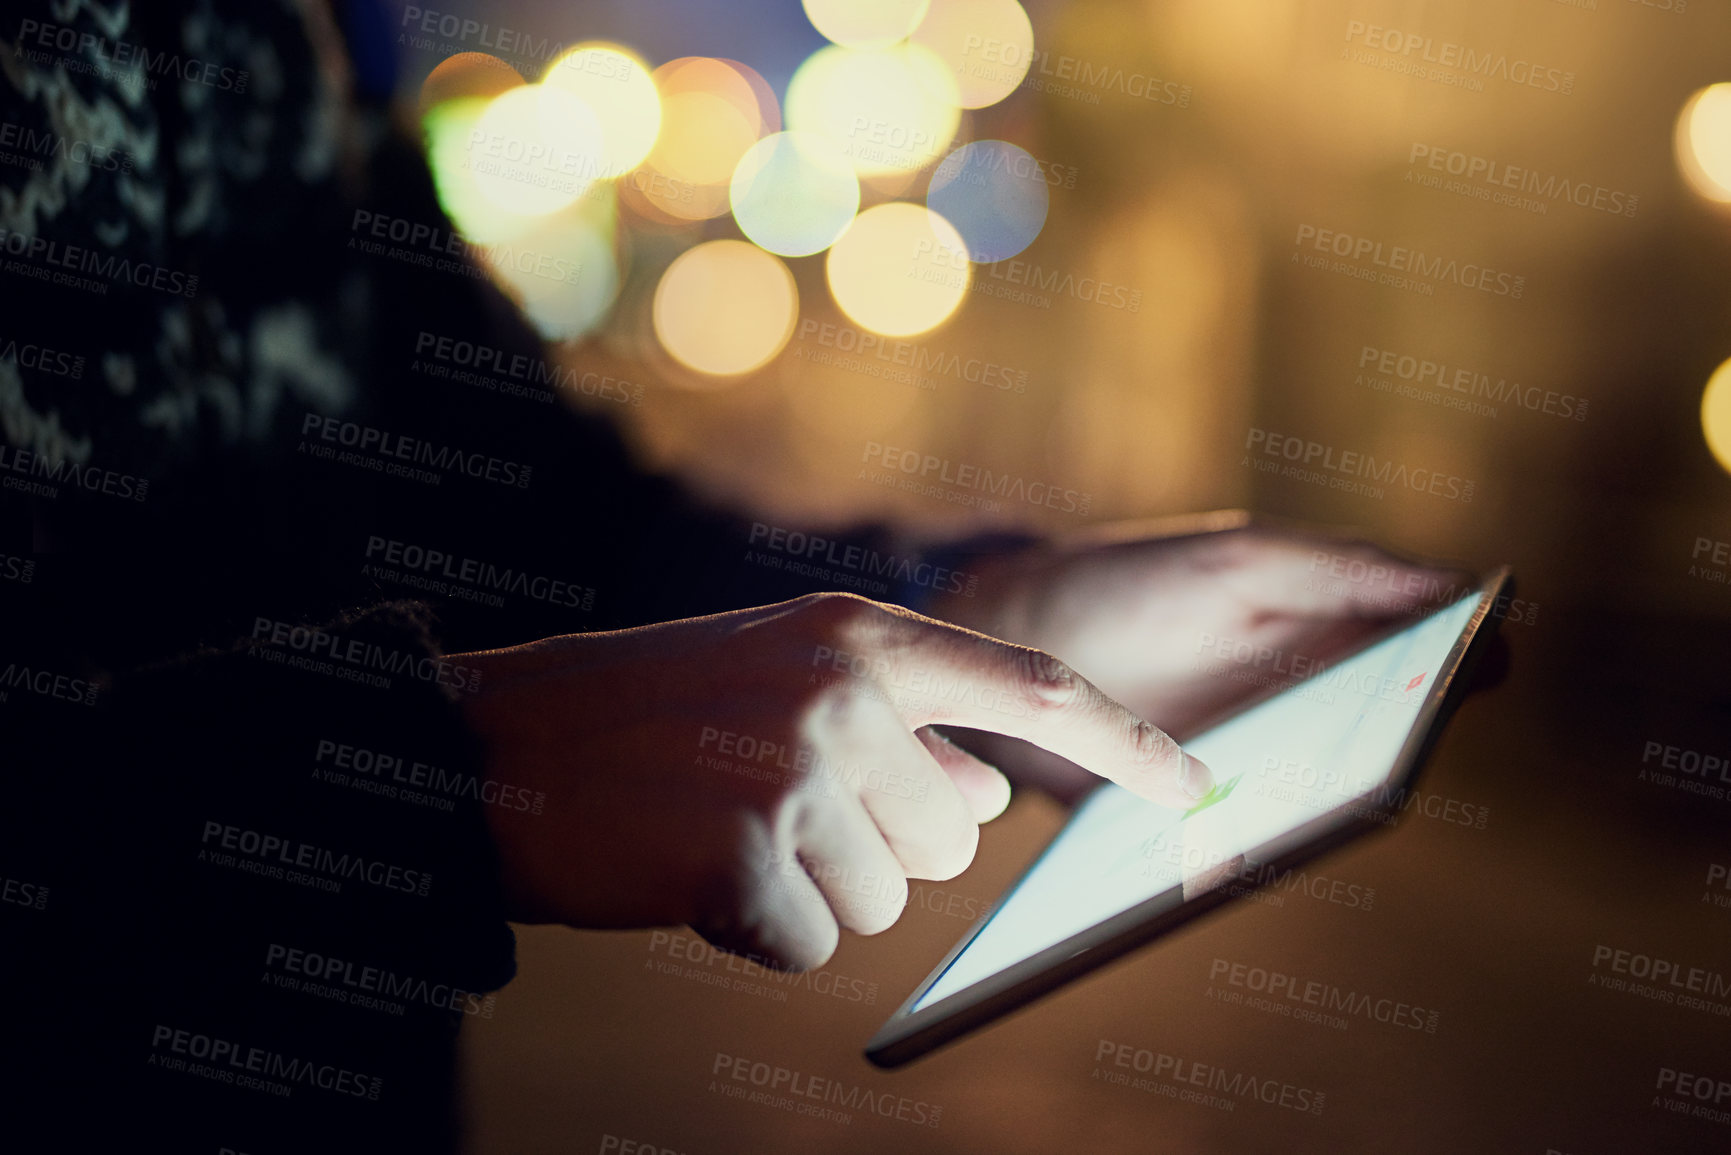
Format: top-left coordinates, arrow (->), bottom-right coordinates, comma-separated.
375,0 -> 1731,1151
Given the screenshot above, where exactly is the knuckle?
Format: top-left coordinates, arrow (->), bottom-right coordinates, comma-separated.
1018,647 -> 1080,711
1126,718 -> 1182,769
796,590 -> 881,635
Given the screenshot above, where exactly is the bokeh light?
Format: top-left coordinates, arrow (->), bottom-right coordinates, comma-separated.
419,52 -> 524,115
1676,83 -> 1731,204
468,84 -> 604,216
1702,357 -> 1731,474
425,97 -> 540,243
632,58 -> 768,222
719,59 -> 782,134
911,0 -> 1034,110
927,140 -> 1048,261
785,43 -> 961,177
730,132 -> 860,257
489,189 -> 622,343
803,0 -> 931,49
543,44 -> 663,175
826,202 -> 969,336
654,240 -> 799,377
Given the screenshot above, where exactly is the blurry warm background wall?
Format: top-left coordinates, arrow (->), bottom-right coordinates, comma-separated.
408,0 -> 1731,628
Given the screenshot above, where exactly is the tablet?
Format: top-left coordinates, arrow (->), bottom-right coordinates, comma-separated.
865,567 -> 1511,1067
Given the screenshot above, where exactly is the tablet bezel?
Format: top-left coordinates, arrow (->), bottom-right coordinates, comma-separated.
864,566 -> 1512,1068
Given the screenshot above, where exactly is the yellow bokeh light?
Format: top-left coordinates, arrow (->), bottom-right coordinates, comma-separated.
654,240 -> 799,378
468,84 -> 604,217
420,52 -> 524,115
826,202 -> 969,336
631,58 -> 768,222
1702,357 -> 1731,474
1676,83 -> 1731,204
803,0 -> 931,49
730,132 -> 860,257
719,59 -> 782,134
544,44 -> 662,175
911,0 -> 1033,110
786,43 -> 961,176
658,91 -> 761,185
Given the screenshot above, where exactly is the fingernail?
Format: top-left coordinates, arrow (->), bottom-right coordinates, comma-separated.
1181,752 -> 1213,800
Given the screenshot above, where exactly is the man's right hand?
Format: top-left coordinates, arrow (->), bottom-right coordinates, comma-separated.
452,592 -> 1212,970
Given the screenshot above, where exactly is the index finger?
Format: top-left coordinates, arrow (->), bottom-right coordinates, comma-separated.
858,611 -> 1213,807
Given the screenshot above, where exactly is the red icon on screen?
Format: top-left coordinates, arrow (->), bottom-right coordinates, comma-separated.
1406,674 -> 1426,692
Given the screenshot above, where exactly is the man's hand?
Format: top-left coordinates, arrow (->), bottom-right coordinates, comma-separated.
935,514 -> 1475,802
451,592 -> 1211,970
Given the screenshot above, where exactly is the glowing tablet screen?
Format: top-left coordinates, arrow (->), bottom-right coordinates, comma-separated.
912,592 -> 1483,1010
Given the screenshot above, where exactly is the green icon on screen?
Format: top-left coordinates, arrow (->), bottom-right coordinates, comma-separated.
1183,773 -> 1242,819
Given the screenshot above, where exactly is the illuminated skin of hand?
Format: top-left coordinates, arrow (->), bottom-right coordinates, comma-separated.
932,514 -> 1472,804
453,592 -> 1211,970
